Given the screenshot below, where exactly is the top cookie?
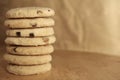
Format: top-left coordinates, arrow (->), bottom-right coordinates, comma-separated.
6,7 -> 55,18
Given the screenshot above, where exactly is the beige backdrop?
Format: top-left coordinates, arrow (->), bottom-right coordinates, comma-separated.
0,0 -> 120,56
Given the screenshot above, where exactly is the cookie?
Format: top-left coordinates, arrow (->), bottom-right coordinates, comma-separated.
6,45 -> 54,55
6,27 -> 54,37
4,53 -> 52,65
4,18 -> 54,29
5,35 -> 56,46
7,63 -> 51,75
6,7 -> 55,18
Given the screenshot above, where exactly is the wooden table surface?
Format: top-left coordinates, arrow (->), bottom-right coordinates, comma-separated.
0,47 -> 120,80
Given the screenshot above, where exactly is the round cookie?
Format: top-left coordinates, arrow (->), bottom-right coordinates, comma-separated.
6,45 -> 54,55
6,7 -> 55,18
4,18 -> 55,29
6,27 -> 54,37
7,63 -> 51,75
4,53 -> 52,65
5,35 -> 56,46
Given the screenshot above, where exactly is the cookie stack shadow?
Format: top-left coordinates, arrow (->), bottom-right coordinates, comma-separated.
4,7 -> 56,75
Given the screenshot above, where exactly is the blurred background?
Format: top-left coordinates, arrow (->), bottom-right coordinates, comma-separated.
0,0 -> 120,56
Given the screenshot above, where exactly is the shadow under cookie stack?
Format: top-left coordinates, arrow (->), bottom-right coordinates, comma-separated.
4,7 -> 56,75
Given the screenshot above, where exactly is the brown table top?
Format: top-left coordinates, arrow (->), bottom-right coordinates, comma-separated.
0,47 -> 120,80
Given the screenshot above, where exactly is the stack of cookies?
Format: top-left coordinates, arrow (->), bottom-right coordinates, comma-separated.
4,7 -> 56,75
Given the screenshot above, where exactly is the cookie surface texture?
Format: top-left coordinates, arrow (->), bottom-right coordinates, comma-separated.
6,27 -> 54,37
4,18 -> 54,28
7,63 -> 51,75
6,45 -> 54,55
4,53 -> 52,65
5,36 -> 56,46
6,7 -> 55,18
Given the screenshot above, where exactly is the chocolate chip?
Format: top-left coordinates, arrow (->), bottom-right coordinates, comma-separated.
7,24 -> 10,27
13,47 -> 17,52
43,37 -> 49,43
16,32 -> 21,37
31,23 -> 37,27
29,33 -> 34,37
48,10 -> 50,12
37,10 -> 43,14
